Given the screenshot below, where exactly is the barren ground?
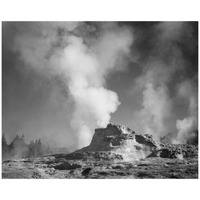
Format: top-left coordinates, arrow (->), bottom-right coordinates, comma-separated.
2,153 -> 198,179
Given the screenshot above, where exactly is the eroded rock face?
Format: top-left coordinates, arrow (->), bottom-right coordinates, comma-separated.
148,144 -> 198,159
76,123 -> 161,161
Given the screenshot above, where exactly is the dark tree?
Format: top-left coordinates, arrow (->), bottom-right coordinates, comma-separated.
9,134 -> 28,159
2,134 -> 10,160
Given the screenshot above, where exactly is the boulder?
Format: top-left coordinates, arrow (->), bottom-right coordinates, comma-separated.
54,162 -> 82,170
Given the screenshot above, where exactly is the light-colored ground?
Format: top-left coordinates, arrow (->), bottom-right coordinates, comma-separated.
2,154 -> 198,179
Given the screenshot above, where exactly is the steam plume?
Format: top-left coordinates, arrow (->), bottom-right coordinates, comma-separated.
132,22 -> 197,143
132,63 -> 172,138
13,22 -> 133,148
174,80 -> 198,143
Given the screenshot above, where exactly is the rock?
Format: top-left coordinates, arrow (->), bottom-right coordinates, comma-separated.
137,163 -> 149,167
76,123 -> 161,161
45,168 -> 55,175
186,130 -> 198,145
54,162 -> 82,170
82,168 -> 92,176
112,165 -> 123,169
32,171 -> 42,179
148,144 -> 198,159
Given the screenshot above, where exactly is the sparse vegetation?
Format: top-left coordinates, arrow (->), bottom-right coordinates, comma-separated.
2,134 -> 52,160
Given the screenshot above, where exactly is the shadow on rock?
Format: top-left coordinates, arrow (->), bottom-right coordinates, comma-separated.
54,162 -> 82,170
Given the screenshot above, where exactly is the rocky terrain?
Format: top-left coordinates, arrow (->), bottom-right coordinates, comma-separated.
2,124 -> 198,179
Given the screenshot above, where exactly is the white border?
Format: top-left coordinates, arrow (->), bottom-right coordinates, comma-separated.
0,1 -> 199,200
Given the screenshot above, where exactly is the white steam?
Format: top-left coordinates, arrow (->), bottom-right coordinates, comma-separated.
174,80 -> 198,143
13,22 -> 133,148
132,64 -> 172,138
132,22 -> 197,144
60,27 -> 133,147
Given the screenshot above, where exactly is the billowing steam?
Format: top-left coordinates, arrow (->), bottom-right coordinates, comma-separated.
13,22 -> 133,148
132,63 -> 172,138
174,80 -> 198,143
132,22 -> 198,143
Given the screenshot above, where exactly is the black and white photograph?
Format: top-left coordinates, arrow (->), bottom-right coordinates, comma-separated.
2,21 -> 198,179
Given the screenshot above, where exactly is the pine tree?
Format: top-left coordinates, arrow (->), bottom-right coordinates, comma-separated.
2,134 -> 10,160
2,134 -> 7,146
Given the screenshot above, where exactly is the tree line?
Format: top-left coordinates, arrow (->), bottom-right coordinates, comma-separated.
2,134 -> 52,160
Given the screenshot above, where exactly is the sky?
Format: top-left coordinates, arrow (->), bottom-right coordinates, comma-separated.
2,22 -> 198,149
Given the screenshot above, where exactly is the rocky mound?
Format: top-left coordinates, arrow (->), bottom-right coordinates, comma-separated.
148,144 -> 198,159
76,123 -> 161,161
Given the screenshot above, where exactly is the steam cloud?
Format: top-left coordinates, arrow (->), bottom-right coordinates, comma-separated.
132,63 -> 172,138
132,22 -> 198,143
174,80 -> 198,143
13,22 -> 133,148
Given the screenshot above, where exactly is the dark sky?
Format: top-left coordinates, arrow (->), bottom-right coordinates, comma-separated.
2,22 -> 198,148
